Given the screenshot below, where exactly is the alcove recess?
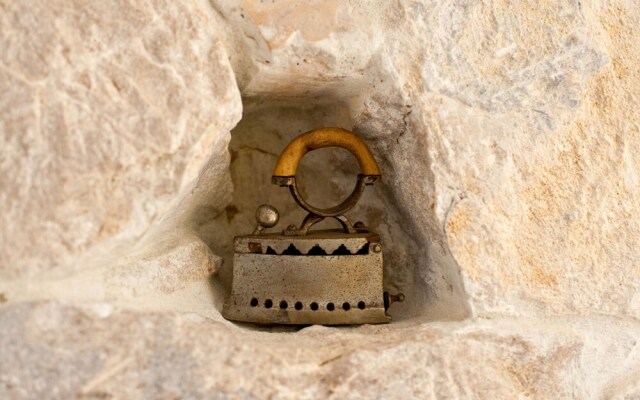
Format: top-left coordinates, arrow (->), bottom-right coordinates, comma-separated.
197,95 -> 470,322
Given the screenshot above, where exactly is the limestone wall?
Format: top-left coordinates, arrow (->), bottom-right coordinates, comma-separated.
1,1 -> 639,398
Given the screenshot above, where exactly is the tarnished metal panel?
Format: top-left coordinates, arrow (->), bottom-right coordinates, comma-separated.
233,231 -> 378,255
222,249 -> 389,325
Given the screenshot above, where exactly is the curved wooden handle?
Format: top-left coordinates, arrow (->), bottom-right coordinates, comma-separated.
272,128 -> 381,177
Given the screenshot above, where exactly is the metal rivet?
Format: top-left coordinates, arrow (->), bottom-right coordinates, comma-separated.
372,243 -> 382,253
256,204 -> 279,228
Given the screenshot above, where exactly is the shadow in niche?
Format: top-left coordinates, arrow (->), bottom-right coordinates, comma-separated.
197,95 -> 467,325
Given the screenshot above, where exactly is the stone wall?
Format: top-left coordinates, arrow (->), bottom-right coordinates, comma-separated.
1,1 -> 639,398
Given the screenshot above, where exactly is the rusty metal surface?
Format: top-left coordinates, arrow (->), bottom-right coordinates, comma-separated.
272,174 -> 379,220
222,242 -> 390,325
222,128 -> 403,325
234,230 -> 379,255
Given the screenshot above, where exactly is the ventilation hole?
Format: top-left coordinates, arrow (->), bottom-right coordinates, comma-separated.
357,301 -> 366,310
265,246 -> 277,255
294,301 -> 303,310
310,302 -> 319,311
282,244 -> 302,255
356,243 -> 369,255
342,302 -> 351,311
326,302 -> 335,311
250,298 -> 259,307
307,245 -> 327,255
279,300 -> 288,309
332,244 -> 351,255
264,299 -> 273,308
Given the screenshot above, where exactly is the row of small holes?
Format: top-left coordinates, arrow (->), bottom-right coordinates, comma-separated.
250,298 -> 366,311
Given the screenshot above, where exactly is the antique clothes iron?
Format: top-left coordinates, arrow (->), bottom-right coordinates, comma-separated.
222,127 -> 403,325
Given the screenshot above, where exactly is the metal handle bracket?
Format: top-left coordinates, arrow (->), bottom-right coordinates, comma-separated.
271,128 -> 381,235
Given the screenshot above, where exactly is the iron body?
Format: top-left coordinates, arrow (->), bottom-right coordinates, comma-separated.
222,128 -> 403,325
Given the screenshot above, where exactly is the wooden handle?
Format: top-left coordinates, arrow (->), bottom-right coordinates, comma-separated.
272,127 -> 381,177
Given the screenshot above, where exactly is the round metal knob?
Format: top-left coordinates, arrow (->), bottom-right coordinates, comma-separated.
255,204 -> 279,229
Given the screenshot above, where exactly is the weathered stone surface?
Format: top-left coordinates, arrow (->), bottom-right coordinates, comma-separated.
2,301 -> 640,399
1,0 -> 640,398
0,0 -> 241,279
421,1 -> 640,318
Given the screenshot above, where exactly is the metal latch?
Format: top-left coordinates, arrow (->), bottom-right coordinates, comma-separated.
222,127 -> 404,325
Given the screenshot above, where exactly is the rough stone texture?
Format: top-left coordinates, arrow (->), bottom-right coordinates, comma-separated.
0,0 -> 241,279
422,1 -> 640,318
0,303 -> 640,399
1,0 -> 640,398
2,302 -> 640,399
